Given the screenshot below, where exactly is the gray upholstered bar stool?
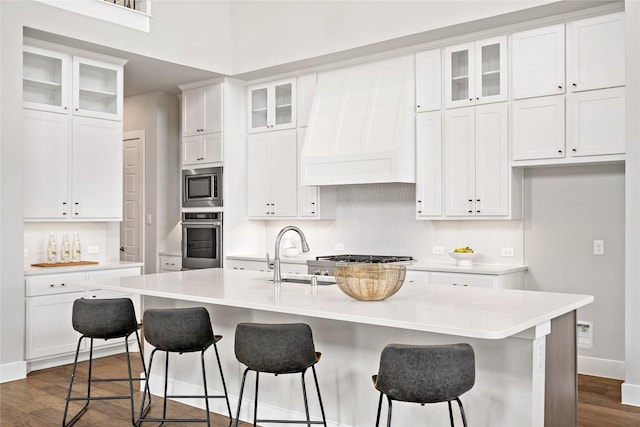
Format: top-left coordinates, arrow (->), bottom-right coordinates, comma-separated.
233,322 -> 327,427
63,297 -> 150,427
137,307 -> 232,426
372,343 -> 475,427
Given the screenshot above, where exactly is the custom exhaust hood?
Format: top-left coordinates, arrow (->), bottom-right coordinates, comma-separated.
301,55 -> 416,186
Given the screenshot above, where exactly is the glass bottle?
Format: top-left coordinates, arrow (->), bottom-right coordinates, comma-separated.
72,232 -> 81,262
61,232 -> 71,263
46,232 -> 57,264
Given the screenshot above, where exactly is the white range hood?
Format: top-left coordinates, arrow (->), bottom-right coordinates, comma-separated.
301,55 -> 415,186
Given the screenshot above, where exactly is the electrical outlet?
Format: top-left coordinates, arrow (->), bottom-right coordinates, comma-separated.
88,245 -> 100,254
577,321 -> 593,349
334,243 -> 344,251
24,249 -> 29,258
432,246 -> 444,255
501,248 -> 514,257
593,240 -> 604,255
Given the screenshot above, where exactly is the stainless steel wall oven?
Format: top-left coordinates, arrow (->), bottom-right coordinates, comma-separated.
181,212 -> 222,269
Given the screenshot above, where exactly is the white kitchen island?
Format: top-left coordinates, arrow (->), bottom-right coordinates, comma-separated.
82,268 -> 593,427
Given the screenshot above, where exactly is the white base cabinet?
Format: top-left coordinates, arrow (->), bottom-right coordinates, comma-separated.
25,266 -> 141,371
227,258 -> 307,275
428,271 -> 524,289
159,254 -> 182,273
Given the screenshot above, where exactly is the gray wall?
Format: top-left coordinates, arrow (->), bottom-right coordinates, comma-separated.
524,164 -> 625,364
124,92 -> 180,273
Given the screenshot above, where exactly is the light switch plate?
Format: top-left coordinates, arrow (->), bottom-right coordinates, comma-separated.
88,246 -> 99,254
593,240 -> 604,255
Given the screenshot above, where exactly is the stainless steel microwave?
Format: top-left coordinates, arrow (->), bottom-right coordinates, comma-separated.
182,167 -> 222,208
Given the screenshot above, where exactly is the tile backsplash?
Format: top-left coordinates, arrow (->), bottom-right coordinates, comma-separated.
23,222 -> 120,266
265,183 -> 524,265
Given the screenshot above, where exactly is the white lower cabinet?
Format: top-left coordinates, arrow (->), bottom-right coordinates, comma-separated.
428,271 -> 524,289
159,254 -> 182,273
26,290 -> 84,360
25,266 -> 141,370
226,258 -> 306,275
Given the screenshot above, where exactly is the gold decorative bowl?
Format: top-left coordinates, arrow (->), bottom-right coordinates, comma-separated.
334,263 -> 406,301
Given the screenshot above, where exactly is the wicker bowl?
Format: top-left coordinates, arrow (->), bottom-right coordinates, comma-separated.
334,263 -> 406,301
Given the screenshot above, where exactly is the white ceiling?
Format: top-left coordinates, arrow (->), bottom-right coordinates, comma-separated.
24,28 -> 223,97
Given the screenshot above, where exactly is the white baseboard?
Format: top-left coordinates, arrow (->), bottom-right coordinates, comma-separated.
578,355 -> 625,380
147,373 -> 345,427
0,361 -> 27,383
622,382 -> 640,407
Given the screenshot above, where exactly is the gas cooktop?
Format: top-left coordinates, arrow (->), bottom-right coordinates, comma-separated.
314,254 -> 413,263
307,255 -> 413,276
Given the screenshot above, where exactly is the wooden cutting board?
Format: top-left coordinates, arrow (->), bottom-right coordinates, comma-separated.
31,261 -> 99,268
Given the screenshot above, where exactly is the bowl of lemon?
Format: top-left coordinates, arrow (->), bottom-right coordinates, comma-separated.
448,247 -> 479,267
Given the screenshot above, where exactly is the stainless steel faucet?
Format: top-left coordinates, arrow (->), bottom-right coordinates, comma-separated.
273,226 -> 310,283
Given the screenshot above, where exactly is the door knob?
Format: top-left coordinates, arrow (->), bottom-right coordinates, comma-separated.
120,246 -> 125,252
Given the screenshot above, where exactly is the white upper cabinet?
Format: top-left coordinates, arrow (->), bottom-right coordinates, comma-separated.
72,117 -> 123,219
23,110 -> 123,221
181,84 -> 222,137
297,73 -> 317,128
415,111 -> 442,217
297,128 -> 336,219
415,49 -> 442,112
248,78 -> 296,133
512,96 -> 566,161
247,129 -> 298,217
72,57 -> 123,120
23,44 -> 124,121
511,24 -> 565,99
444,104 -> 513,217
23,46 -> 70,114
182,133 -> 223,167
567,87 -> 625,157
567,12 -> 625,92
444,36 -> 507,108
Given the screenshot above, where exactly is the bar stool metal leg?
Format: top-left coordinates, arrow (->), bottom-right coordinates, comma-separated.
63,298 -> 148,427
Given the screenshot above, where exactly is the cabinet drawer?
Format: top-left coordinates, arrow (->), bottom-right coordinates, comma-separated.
404,270 -> 428,284
280,262 -> 307,275
86,267 -> 142,280
26,272 -> 86,296
227,259 -> 270,272
159,256 -> 182,272
429,272 -> 496,288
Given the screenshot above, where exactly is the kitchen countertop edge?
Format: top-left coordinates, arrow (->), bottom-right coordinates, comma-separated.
24,261 -> 144,276
226,255 -> 528,275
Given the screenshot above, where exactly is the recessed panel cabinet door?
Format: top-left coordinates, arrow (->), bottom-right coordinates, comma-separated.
270,131 -> 298,216
568,87 -> 625,157
23,109 -> 70,219
475,103 -> 508,216
511,24 -> 565,99
72,117 -> 123,219
416,111 -> 442,217
512,96 -> 565,161
568,12 -> 625,92
247,134 -> 272,216
26,292 -> 83,359
444,107 -> 475,216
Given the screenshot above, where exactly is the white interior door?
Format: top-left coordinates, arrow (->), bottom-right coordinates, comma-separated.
120,131 -> 144,262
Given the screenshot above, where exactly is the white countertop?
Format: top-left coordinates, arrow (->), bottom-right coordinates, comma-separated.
24,261 -> 144,276
226,254 -> 527,275
82,268 -> 590,340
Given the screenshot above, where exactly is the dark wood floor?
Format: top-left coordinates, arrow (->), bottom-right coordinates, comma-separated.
1,355 -> 640,426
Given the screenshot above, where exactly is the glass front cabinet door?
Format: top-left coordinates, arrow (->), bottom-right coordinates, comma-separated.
248,78 -> 296,133
444,36 -> 507,109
